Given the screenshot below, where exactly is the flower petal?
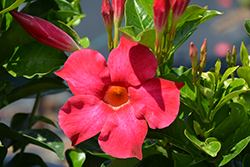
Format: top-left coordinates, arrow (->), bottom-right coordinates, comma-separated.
55,49 -> 110,98
98,104 -> 147,160
59,95 -> 113,146
130,78 -> 184,129
107,36 -> 157,87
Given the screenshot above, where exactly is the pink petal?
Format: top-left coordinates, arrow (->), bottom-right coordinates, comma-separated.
98,104 -> 148,160
59,95 -> 113,146
130,78 -> 184,129
107,36 -> 157,87
55,49 -> 110,98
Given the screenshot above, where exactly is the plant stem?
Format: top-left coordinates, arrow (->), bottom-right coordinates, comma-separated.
28,92 -> 41,128
113,25 -> 119,48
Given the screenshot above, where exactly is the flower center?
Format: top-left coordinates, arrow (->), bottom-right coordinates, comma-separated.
103,86 -> 129,107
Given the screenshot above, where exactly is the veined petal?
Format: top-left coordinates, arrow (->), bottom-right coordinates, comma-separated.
107,36 -> 157,87
98,104 -> 147,160
55,49 -> 110,98
130,78 -> 184,129
59,95 -> 113,146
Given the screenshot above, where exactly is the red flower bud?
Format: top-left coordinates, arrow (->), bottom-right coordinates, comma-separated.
153,0 -> 171,33
9,10 -> 80,52
112,0 -> 125,27
102,0 -> 114,29
102,0 -> 114,50
189,42 -> 198,75
200,38 -> 207,55
172,0 -> 191,23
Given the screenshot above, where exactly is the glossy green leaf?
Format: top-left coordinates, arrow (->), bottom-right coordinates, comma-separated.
197,9 -> 223,25
244,19 -> 250,37
5,153 -> 47,167
215,58 -> 221,76
237,67 -> 250,87
147,118 -> 200,157
125,0 -> 154,31
184,130 -> 221,157
139,0 -> 154,19
173,153 -> 207,167
4,41 -> 67,78
0,20 -> 34,65
240,42 -> 249,67
220,66 -> 239,86
22,129 -> 65,159
211,89 -> 250,120
0,123 -> 64,159
0,0 -> 25,15
212,103 -> 248,141
201,71 -> 216,90
1,76 -> 67,108
119,27 -> 155,49
65,149 -> 86,167
217,121 -> 250,166
137,154 -> 173,167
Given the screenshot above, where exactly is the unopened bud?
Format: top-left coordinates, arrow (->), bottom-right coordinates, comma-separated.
199,52 -> 207,70
226,49 -> 231,67
231,45 -> 237,66
9,10 -> 80,52
200,38 -> 207,55
190,42 -> 198,76
102,0 -> 114,50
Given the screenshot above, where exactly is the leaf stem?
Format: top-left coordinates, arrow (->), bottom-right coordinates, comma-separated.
28,92 -> 41,128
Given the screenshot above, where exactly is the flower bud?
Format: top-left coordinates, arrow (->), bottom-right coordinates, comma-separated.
200,38 -> 207,56
199,52 -> 207,71
9,10 -> 80,52
190,42 -> 198,77
112,0 -> 125,27
172,0 -> 191,24
102,0 -> 114,50
153,0 -> 171,33
153,0 -> 171,56
231,45 -> 237,66
226,49 -> 231,67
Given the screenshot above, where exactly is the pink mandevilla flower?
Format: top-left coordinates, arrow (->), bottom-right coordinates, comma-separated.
55,36 -> 184,159
9,10 -> 80,52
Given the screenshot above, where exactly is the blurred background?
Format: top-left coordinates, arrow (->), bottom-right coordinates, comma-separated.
1,0 -> 250,166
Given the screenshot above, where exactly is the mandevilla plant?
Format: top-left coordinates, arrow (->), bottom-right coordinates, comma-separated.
1,0 -> 250,167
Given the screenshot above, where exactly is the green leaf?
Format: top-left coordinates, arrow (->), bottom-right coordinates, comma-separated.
80,37 -> 90,48
212,103 -> 248,141
0,0 -> 25,15
185,130 -> 221,157
5,153 -> 47,167
4,41 -> 67,78
125,0 -> 154,31
0,145 -> 7,167
0,123 -> 65,159
65,149 -> 86,167
107,158 -> 140,167
119,26 -> 155,49
240,42 -> 249,67
211,89 -> 250,120
243,154 -> 250,167
244,19 -> 250,37
173,153 -> 207,167
220,66 -> 239,85
137,154 -> 173,167
217,121 -> 250,166
1,76 -> 67,108
237,67 -> 250,87
215,58 -> 221,76
147,118 -> 201,157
